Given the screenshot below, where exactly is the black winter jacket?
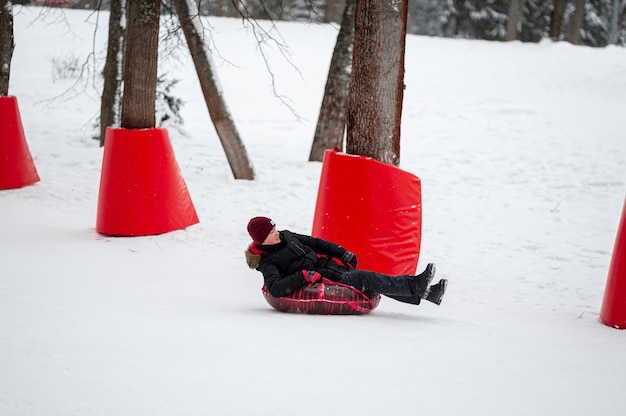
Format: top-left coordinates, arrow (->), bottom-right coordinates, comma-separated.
253,230 -> 351,298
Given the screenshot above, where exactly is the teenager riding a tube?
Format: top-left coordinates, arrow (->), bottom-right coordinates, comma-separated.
244,217 -> 447,306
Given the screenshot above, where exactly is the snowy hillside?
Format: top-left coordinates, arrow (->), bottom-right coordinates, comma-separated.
1,7 -> 625,416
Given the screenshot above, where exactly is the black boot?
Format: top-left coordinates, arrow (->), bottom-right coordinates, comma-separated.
425,279 -> 448,305
408,263 -> 436,298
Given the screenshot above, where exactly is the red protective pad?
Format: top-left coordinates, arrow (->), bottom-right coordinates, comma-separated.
262,280 -> 381,315
312,149 -> 421,276
96,127 -> 199,236
601,198 -> 626,329
0,96 -> 40,189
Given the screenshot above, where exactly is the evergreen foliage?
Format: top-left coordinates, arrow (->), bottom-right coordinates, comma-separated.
76,0 -> 626,47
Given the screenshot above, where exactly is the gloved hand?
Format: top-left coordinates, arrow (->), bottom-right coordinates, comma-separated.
302,270 -> 322,283
341,251 -> 358,269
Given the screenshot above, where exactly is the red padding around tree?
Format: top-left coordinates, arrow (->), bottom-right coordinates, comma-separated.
601,197 -> 626,329
312,149 -> 422,276
96,127 -> 199,236
0,96 -> 40,190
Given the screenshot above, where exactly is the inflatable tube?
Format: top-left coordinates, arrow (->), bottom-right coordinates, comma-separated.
262,279 -> 381,315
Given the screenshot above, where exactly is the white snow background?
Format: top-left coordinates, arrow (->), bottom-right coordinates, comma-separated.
2,6 -> 626,416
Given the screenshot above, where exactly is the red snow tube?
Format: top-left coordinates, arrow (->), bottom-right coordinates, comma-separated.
262,279 -> 380,315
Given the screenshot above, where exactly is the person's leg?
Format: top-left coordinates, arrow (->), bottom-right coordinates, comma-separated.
425,279 -> 448,305
339,270 -> 414,297
408,263 -> 436,298
339,263 -> 437,304
390,278 -> 448,306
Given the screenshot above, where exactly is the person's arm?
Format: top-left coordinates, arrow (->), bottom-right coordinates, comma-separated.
293,232 -> 345,258
261,263 -> 308,298
293,232 -> 357,268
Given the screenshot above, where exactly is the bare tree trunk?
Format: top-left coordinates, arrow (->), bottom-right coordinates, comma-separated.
309,0 -> 355,162
324,0 -> 347,23
548,0 -> 567,41
99,0 -> 125,146
346,0 -> 408,167
120,0 -> 160,129
567,0 -> 587,44
506,0 -> 525,41
0,0 -> 14,96
173,0 -> 254,180
406,0 -> 419,34
609,0 -> 620,44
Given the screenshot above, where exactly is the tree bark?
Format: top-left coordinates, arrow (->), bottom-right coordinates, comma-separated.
346,0 -> 408,167
548,0 -> 567,41
609,0 -> 620,44
506,0 -> 525,41
0,0 -> 14,96
120,0 -> 160,129
99,0 -> 125,145
567,0 -> 587,45
173,0 -> 254,180
309,0 -> 355,162
324,0 -> 347,23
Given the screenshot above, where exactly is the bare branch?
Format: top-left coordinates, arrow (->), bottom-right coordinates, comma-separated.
231,0 -> 306,121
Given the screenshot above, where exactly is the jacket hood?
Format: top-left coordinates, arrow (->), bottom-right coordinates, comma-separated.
245,243 -> 262,269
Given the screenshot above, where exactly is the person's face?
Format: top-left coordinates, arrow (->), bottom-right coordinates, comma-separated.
261,227 -> 281,245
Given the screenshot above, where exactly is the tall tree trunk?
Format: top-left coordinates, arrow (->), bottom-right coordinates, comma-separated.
506,0 -> 525,41
609,0 -> 620,44
0,0 -> 14,96
406,0 -> 419,34
568,0 -> 587,44
324,0 -> 347,23
309,0 -> 356,162
173,0 -> 254,180
120,0 -> 160,129
346,0 -> 408,167
548,0 -> 567,41
99,0 -> 125,146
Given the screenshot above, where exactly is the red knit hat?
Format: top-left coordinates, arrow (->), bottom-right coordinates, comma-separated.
247,216 -> 275,244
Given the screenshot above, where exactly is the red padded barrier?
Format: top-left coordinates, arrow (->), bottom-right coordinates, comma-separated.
601,197 -> 626,329
312,149 -> 422,276
0,96 -> 40,189
96,127 -> 199,236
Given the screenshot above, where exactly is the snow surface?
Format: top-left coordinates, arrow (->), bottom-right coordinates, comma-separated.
2,7 -> 626,416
